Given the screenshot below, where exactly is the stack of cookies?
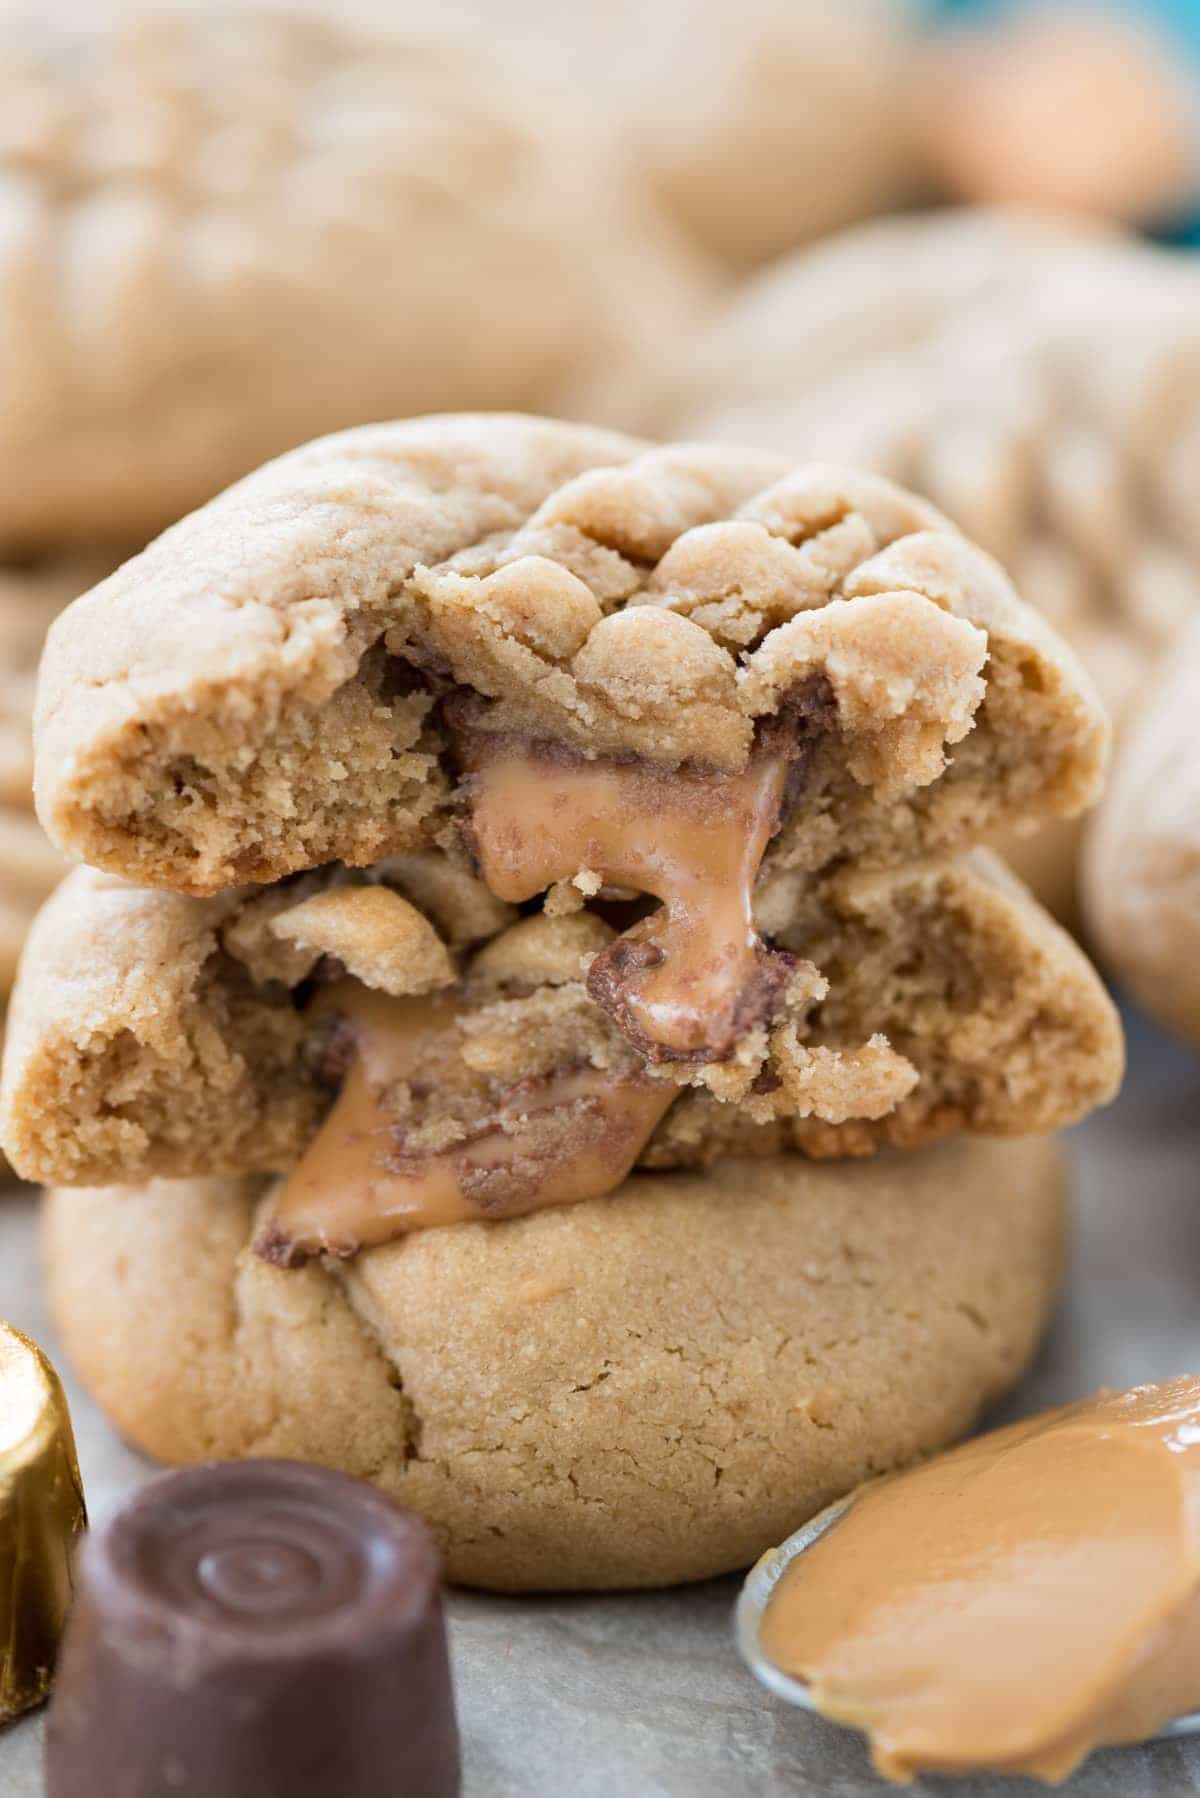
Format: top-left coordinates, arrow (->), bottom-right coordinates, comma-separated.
2,414 -> 1123,1589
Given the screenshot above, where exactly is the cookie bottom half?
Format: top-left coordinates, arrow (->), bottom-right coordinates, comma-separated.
44,1137 -> 1066,1591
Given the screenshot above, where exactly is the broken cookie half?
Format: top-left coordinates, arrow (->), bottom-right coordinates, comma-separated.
2,844 -> 1120,1267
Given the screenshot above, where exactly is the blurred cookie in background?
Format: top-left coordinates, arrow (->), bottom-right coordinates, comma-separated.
606,0 -> 922,269
1083,614 -> 1200,1047
671,210 -> 1200,921
0,1 -> 712,552
913,3 -> 1200,229
452,0 -> 923,269
664,209 -> 1086,435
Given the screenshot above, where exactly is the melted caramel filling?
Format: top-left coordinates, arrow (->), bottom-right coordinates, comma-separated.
460,739 -> 790,1060
257,983 -> 675,1265
760,1378 -> 1200,1784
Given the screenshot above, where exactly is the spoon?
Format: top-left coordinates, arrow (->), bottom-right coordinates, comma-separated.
735,1493 -> 1200,1743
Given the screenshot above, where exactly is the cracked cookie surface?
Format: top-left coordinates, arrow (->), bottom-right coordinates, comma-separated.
42,1133 -> 1066,1590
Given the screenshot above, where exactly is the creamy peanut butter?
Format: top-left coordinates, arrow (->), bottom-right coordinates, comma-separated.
759,1378 -> 1200,1784
459,736 -> 792,1061
257,982 -> 675,1265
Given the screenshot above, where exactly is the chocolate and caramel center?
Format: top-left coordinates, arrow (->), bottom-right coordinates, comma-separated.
456,731 -> 801,1061
257,983 -> 674,1266
759,1377 -> 1200,1784
258,695 -> 835,1264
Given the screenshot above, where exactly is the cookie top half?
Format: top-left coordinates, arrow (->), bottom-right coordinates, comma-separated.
36,412 -> 1108,896
0,7 -> 703,550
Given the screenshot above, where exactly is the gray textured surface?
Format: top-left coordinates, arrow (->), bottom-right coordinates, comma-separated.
0,1004 -> 1197,1797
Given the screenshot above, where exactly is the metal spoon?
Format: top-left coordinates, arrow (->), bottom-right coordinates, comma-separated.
735,1493 -> 1200,1742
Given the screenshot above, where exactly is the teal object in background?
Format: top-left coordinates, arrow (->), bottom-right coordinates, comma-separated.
934,0 -> 1199,34
930,0 -> 1200,241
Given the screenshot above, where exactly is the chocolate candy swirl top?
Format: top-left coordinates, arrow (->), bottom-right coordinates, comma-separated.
127,1469 -> 390,1638
47,1460 -> 460,1798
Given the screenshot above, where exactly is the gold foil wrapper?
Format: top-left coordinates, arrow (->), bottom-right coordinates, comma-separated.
0,1323 -> 86,1723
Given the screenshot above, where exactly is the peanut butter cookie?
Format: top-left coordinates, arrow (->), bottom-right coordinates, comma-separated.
42,1133 -> 1067,1590
1083,616 -> 1200,1046
0,7 -> 705,550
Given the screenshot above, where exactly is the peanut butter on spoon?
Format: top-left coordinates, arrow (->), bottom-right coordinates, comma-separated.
759,1377 -> 1200,1785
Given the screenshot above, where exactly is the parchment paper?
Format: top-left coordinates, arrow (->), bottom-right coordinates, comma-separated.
2,1004 -> 1198,1798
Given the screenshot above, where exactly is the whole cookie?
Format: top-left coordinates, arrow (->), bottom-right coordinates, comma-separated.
0,5 -> 705,550
44,1134 -> 1067,1591
672,213 -> 1200,916
1083,616 -> 1200,1046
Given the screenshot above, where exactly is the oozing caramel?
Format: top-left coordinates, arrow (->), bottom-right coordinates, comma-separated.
458,738 -> 791,1060
257,983 -> 675,1265
760,1378 -> 1200,1785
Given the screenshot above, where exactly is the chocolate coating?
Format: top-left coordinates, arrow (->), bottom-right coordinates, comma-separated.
0,1323 -> 86,1724
46,1460 -> 460,1797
